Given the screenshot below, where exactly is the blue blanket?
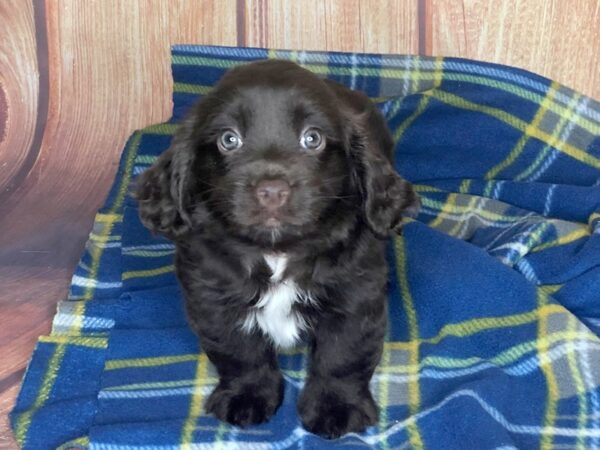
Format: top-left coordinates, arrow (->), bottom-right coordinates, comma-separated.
11,45 -> 600,450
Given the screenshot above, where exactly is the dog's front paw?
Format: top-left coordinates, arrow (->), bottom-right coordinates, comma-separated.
206,378 -> 284,427
298,384 -> 378,438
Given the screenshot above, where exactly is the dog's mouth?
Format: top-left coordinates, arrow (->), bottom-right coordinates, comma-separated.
260,208 -> 296,228
253,213 -> 296,232
239,203 -> 307,230
254,207 -> 311,230
264,217 -> 282,228
232,213 -> 313,248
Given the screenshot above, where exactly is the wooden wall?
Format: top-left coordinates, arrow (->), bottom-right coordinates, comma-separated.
1,1 -> 599,447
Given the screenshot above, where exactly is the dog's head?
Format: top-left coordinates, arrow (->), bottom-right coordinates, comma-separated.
136,60 -> 419,246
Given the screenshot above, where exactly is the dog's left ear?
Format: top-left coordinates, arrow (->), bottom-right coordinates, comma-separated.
349,108 -> 420,238
134,117 -> 197,240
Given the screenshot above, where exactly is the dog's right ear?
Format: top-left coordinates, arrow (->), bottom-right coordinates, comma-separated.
324,79 -> 420,237
134,117 -> 197,240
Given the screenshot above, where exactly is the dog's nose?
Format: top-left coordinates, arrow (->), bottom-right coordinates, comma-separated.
255,179 -> 290,209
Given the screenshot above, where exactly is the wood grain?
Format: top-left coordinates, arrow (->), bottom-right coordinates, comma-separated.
243,0 -> 419,53
0,0 -> 238,256
167,0 -> 237,45
0,3 -> 40,446
0,384 -> 20,449
0,1 -> 39,196
430,0 -> 600,99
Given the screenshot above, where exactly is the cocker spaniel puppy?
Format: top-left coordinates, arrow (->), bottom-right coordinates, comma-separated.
136,60 -> 419,438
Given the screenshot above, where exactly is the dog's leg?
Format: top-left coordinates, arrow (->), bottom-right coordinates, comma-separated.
200,329 -> 284,427
298,306 -> 386,438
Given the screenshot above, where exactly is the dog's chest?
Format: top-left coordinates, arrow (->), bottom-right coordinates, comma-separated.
242,254 -> 312,348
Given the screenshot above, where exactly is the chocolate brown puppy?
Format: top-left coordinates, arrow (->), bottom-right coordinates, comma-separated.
136,60 -> 419,438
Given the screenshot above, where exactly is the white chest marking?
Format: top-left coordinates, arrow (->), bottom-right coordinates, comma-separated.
242,254 -> 312,348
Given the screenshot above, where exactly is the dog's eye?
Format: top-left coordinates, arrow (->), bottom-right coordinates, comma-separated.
217,130 -> 243,152
300,128 -> 325,151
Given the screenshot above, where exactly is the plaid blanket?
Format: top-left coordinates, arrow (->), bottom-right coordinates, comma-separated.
11,45 -> 600,450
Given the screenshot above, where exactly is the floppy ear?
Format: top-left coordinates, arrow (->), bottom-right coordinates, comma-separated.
134,118 -> 197,240
350,109 -> 420,238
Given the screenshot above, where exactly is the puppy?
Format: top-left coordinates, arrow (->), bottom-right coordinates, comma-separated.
136,60 -> 419,438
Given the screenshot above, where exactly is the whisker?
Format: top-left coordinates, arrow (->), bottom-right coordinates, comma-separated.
197,179 -> 221,189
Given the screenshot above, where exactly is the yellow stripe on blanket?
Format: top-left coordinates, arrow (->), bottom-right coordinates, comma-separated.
38,336 -> 108,349
122,265 -> 175,280
106,354 -> 199,370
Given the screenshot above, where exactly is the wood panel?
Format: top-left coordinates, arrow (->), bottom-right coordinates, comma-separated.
0,0 -> 238,252
244,0 -> 419,53
430,0 -> 600,100
0,3 -> 40,446
0,384 -> 20,450
167,0 -> 237,44
0,1 -> 39,196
